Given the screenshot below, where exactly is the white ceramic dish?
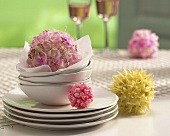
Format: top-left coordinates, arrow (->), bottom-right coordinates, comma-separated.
19,78 -> 91,86
20,61 -> 92,78
19,79 -> 91,105
19,69 -> 92,83
4,105 -> 118,123
20,84 -> 69,105
3,87 -> 118,112
3,102 -> 117,118
4,110 -> 118,130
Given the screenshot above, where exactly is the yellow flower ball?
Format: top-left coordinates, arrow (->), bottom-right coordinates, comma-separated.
109,68 -> 155,114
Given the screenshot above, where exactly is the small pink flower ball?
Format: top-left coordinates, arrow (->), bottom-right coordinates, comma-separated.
68,83 -> 93,109
128,29 -> 159,59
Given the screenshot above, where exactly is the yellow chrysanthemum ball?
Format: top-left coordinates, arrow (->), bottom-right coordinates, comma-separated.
109,68 -> 155,114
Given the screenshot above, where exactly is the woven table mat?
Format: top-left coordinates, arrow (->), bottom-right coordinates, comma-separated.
0,49 -> 170,127
92,50 -> 170,98
0,49 -> 21,128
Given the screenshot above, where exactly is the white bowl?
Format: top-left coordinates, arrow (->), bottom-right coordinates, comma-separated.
19,79 -> 91,106
20,61 -> 92,78
19,69 -> 92,84
20,84 -> 70,106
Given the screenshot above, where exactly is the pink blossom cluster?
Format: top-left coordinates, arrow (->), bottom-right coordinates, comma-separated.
27,30 -> 80,72
68,83 -> 93,109
128,29 -> 159,59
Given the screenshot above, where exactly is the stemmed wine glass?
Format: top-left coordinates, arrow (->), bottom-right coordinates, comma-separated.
96,0 -> 119,49
67,0 -> 91,39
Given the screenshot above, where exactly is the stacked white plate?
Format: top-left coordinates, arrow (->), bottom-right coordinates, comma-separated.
3,87 -> 119,130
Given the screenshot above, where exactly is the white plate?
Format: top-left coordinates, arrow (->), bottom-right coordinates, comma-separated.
4,105 -> 118,124
3,87 -> 118,113
4,110 -> 118,130
3,102 -> 117,118
19,69 -> 92,84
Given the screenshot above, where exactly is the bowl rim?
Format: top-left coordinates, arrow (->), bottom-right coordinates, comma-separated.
20,61 -> 92,78
19,78 -> 91,86
19,68 -> 92,79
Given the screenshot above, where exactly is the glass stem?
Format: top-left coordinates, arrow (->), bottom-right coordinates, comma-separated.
104,21 -> 109,49
77,23 -> 82,39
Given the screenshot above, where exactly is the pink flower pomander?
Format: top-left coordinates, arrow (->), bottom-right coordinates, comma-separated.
27,30 -> 80,72
128,29 -> 159,59
68,83 -> 93,109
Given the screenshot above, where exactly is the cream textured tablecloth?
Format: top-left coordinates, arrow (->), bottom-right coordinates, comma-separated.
0,49 -> 170,128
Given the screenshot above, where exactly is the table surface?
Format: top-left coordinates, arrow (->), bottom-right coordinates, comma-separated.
0,49 -> 170,136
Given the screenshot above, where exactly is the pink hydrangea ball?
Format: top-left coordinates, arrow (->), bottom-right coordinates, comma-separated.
27,30 -> 80,72
128,29 -> 159,59
68,83 -> 93,109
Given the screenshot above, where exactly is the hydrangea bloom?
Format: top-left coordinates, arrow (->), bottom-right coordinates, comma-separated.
27,30 -> 80,72
68,83 -> 93,109
128,29 -> 159,59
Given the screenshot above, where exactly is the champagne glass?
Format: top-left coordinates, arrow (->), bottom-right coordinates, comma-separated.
67,0 -> 91,39
96,0 -> 119,49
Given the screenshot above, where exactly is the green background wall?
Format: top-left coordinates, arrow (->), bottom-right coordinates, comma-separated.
0,0 -> 118,49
